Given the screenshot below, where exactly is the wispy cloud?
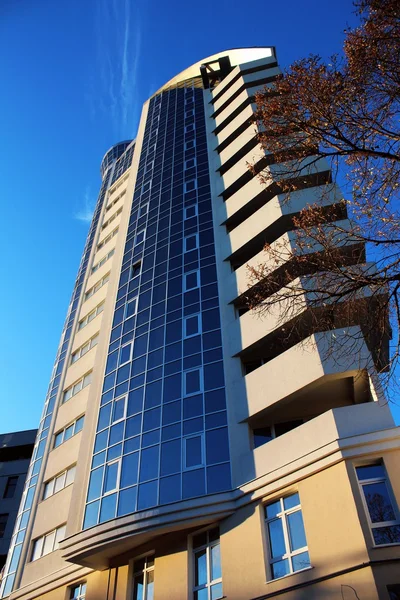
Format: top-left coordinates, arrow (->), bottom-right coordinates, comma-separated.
75,186 -> 95,223
88,0 -> 142,139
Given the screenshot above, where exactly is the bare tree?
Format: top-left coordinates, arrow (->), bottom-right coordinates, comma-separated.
246,0 -> 400,390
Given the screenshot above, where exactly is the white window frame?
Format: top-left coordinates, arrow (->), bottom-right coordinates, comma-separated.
103,458 -> 121,496
78,301 -> 104,331
92,248 -> 115,273
69,583 -> 86,600
101,207 -> 122,231
71,335 -> 99,364
63,372 -> 92,403
142,180 -> 151,194
139,203 -> 149,217
31,524 -> 66,561
135,230 -> 146,245
43,465 -> 76,500
184,233 -> 199,253
264,493 -> 310,580
125,297 -> 138,319
356,462 -> 400,546
54,416 -> 84,449
183,367 -> 203,396
85,273 -> 110,301
106,188 -> 126,212
97,227 -> 118,251
184,179 -> 197,193
111,395 -> 127,424
119,342 -> 133,366
131,554 -> 155,600
183,433 -> 204,471
191,527 -> 223,600
184,314 -> 201,339
184,269 -> 200,292
184,204 -> 198,220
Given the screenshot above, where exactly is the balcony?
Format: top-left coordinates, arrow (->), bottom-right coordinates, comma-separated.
247,401 -> 395,482
242,327 -> 377,421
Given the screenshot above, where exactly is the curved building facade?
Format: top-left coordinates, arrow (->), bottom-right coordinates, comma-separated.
2,48 -> 400,600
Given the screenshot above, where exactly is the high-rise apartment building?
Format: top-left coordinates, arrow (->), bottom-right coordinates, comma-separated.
2,47 -> 400,600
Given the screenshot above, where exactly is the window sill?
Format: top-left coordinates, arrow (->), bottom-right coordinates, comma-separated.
266,566 -> 314,585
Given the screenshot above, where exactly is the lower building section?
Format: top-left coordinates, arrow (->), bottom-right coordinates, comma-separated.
8,439 -> 400,600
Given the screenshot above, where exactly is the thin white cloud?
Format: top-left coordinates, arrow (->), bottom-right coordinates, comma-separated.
75,187 -> 95,223
89,0 -> 142,139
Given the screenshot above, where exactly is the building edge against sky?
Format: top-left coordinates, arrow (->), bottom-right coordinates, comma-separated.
1,47 -> 400,600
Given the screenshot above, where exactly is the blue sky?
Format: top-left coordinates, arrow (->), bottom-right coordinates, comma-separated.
2,0 -> 396,433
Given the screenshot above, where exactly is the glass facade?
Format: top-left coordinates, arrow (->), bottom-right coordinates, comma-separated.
84,86 -> 232,529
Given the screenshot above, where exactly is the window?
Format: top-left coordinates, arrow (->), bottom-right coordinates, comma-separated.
71,335 -> 99,364
139,204 -> 149,217
106,188 -> 126,212
184,434 -> 204,470
125,297 -> 138,319
185,158 -> 196,170
184,368 -> 202,396
131,261 -> 141,279
3,476 -> 18,499
185,139 -> 195,150
43,465 -> 76,500
31,524 -> 66,561
112,396 -> 127,423
85,273 -> 110,300
132,555 -> 154,600
184,234 -> 198,253
185,123 -> 195,133
119,342 -> 132,365
244,358 -> 266,374
101,207 -> 122,230
142,181 -> 151,194
70,583 -> 86,599
356,463 -> 400,545
103,459 -> 121,495
184,204 -> 198,220
78,301 -> 105,330
63,372 -> 92,403
92,248 -> 115,273
253,420 -> 304,449
54,416 -> 84,448
184,270 -> 199,292
184,314 -> 201,338
0,514 -> 8,538
135,230 -> 146,245
184,179 -> 197,193
265,493 -> 311,580
192,527 -> 222,600
97,227 -> 118,251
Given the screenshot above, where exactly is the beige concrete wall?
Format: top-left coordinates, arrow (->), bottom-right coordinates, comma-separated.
220,461 -> 379,600
152,541 -> 188,600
